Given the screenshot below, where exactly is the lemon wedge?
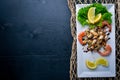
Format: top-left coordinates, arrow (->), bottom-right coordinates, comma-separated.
88,7 -> 102,24
86,60 -> 97,70
88,7 -> 95,24
96,57 -> 108,67
94,13 -> 102,23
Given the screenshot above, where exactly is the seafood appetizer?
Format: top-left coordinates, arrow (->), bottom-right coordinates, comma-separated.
77,3 -> 113,70
78,25 -> 112,56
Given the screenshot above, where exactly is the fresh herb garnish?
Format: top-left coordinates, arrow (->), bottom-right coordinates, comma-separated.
77,3 -> 112,27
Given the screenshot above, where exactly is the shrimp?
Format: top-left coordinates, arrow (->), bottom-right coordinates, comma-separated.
98,44 -> 112,56
78,31 -> 86,45
102,21 -> 112,32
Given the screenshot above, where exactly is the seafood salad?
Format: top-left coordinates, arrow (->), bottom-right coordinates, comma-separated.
78,21 -> 111,56
77,3 -> 113,70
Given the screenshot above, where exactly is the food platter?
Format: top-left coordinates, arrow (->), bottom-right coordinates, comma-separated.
76,4 -> 116,77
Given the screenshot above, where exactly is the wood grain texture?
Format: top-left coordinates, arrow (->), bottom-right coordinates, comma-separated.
0,0 -> 72,80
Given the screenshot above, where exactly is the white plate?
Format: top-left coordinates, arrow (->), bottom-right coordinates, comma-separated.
76,4 -> 116,78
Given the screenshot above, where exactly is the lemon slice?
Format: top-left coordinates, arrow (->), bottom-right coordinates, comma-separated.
86,60 -> 97,70
96,57 -> 108,67
94,13 -> 102,23
88,7 -> 102,24
88,7 -> 96,24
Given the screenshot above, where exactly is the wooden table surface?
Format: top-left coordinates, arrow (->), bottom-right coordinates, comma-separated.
0,0 -> 72,80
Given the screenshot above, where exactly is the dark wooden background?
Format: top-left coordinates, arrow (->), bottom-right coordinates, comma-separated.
0,0 -> 72,80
